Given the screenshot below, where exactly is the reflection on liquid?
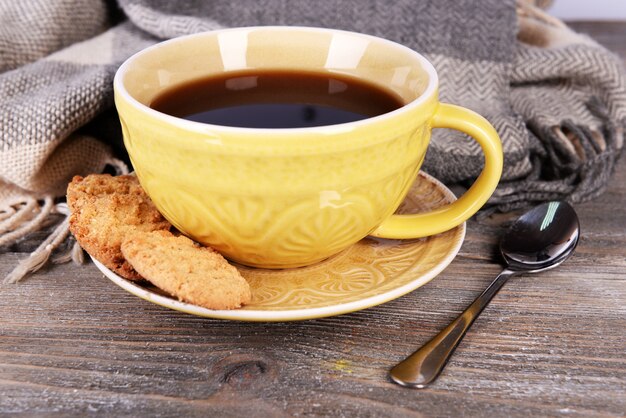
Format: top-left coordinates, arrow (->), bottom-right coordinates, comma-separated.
225,76 -> 258,90
302,105 -> 316,122
328,79 -> 348,94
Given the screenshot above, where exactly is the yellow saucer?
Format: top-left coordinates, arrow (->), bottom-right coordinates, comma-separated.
93,172 -> 465,322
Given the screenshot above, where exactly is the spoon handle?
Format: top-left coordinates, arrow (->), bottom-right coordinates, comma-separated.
390,268 -> 516,388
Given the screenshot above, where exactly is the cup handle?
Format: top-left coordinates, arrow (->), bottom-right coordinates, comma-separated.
371,103 -> 503,239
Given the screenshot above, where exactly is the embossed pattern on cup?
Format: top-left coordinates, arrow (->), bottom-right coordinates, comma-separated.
123,112 -> 429,267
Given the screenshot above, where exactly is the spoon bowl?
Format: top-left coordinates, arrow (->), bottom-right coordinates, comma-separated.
390,201 -> 580,388
501,201 -> 580,272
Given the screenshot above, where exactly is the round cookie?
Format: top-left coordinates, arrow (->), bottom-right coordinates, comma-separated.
121,230 -> 251,310
67,174 -> 171,280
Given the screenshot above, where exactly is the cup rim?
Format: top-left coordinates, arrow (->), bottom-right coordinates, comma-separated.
113,25 -> 439,135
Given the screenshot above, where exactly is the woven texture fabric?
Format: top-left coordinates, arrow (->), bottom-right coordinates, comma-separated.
0,0 -> 110,72
1,0 -> 625,214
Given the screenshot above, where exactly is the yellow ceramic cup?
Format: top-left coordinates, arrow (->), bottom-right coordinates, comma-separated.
114,26 -> 503,269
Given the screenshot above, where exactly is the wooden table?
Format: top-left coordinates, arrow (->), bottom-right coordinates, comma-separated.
1,22 -> 625,417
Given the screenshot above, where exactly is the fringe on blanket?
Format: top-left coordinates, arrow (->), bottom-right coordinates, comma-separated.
1,158 -> 129,284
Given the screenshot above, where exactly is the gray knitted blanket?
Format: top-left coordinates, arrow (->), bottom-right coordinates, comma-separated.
1,0 -> 625,281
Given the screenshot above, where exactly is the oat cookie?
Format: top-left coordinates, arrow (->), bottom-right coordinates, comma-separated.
67,174 -> 171,280
121,230 -> 251,310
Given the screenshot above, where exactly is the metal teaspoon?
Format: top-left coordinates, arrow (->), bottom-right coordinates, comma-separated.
390,201 -> 580,388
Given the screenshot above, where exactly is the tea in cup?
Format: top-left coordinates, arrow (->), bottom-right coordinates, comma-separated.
114,26 -> 503,268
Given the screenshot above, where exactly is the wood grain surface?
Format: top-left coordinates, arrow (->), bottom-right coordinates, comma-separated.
1,22 -> 625,417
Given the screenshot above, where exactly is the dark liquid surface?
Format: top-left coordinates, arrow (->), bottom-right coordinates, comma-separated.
150,70 -> 404,129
